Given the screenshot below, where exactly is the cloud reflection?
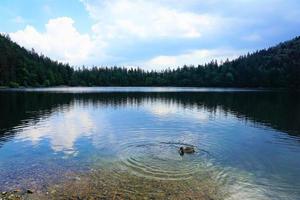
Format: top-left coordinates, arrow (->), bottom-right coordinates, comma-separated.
144,101 -> 209,122
17,108 -> 97,155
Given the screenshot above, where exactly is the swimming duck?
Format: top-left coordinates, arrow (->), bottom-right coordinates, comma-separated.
179,146 -> 195,155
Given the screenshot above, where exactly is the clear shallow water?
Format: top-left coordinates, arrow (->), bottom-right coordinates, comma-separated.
0,87 -> 300,199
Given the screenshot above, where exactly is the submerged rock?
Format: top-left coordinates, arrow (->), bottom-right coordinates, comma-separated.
0,189 -> 35,200
26,190 -> 33,194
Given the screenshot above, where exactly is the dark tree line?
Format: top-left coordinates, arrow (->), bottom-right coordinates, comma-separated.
0,34 -> 299,88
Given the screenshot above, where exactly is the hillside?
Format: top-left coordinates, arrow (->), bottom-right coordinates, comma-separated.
0,34 -> 299,88
0,34 -> 73,87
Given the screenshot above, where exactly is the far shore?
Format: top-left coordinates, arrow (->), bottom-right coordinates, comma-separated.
0,85 -> 298,91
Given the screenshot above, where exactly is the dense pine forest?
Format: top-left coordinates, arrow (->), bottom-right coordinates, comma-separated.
0,34 -> 299,88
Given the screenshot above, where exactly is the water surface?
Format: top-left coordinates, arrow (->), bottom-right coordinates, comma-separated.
0,87 -> 299,199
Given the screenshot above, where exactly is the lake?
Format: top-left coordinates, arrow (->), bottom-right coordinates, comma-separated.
0,87 -> 299,199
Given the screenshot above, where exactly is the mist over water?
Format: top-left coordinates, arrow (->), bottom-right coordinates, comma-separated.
0,88 -> 299,199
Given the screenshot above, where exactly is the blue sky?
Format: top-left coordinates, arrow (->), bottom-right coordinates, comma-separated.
1,0 -> 300,70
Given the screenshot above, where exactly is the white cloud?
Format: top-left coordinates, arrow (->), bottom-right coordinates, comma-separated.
81,0 -> 224,39
10,17 -> 98,65
7,1 -> 254,69
9,0 -> 291,69
141,48 -> 247,70
8,1 -> 238,68
78,0 -> 251,69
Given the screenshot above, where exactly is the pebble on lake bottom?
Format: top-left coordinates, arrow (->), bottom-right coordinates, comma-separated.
34,169 -> 227,200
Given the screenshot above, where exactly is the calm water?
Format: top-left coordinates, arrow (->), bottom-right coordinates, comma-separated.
0,87 -> 300,199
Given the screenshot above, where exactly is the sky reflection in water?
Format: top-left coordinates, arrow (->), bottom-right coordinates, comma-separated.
0,89 -> 299,199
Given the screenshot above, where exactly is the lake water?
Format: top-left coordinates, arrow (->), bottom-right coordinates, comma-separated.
0,87 -> 299,199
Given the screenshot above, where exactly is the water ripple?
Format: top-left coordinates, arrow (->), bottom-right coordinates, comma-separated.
114,140 -> 212,180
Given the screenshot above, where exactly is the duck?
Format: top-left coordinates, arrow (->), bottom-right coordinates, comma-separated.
179,146 -> 195,155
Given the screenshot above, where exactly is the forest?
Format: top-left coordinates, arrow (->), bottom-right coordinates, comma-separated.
0,34 -> 299,88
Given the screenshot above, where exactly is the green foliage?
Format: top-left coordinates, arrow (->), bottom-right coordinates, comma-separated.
8,81 -> 19,88
0,34 -> 299,89
0,34 -> 73,87
43,80 -> 50,87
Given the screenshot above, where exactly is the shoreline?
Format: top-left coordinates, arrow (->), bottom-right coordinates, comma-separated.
0,86 -> 298,93
0,168 -> 227,200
